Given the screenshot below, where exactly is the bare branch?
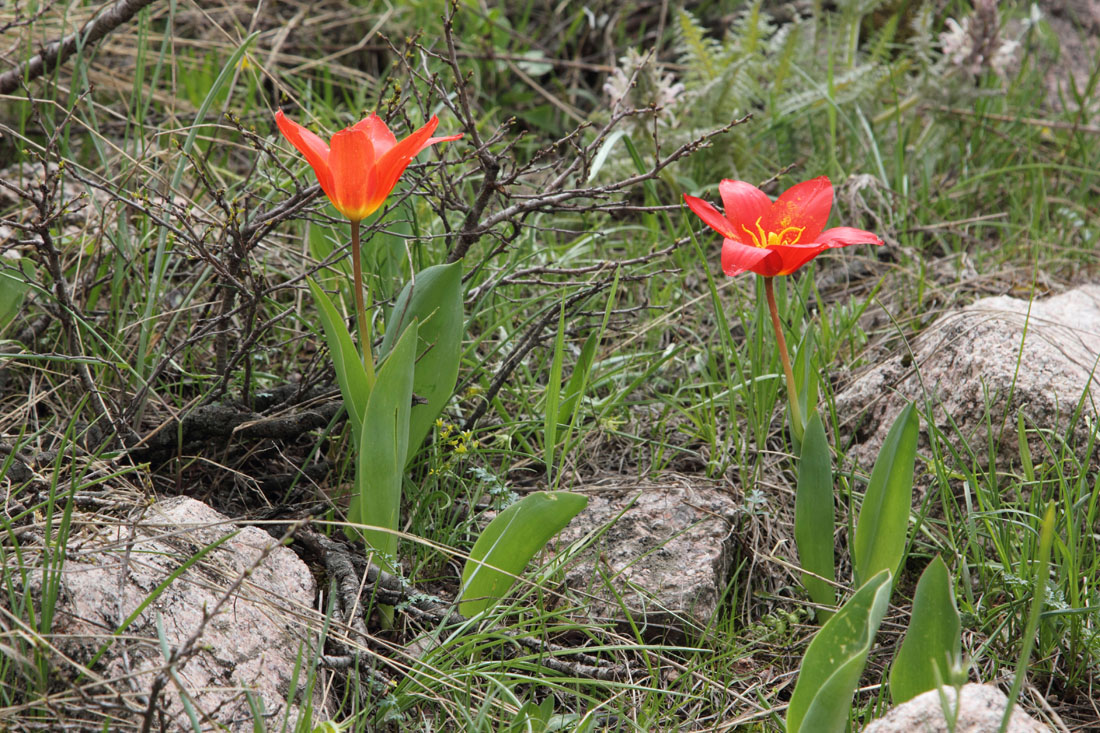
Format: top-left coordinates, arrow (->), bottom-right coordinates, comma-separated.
0,0 -> 162,95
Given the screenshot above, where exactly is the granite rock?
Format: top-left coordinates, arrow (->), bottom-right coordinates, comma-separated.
837,285 -> 1100,480
552,476 -> 740,639
38,496 -> 321,731
863,684 -> 1051,733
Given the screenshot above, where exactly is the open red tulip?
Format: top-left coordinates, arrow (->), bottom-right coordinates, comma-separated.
276,109 -> 462,222
683,176 -> 883,277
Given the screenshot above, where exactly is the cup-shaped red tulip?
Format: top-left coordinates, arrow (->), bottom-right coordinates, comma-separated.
683,176 -> 883,277
276,109 -> 461,222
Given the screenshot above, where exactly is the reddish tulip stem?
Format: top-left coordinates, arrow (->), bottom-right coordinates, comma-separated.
763,276 -> 803,435
350,219 -> 376,385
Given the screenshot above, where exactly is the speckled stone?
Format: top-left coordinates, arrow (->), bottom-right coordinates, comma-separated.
41,496 -> 321,731
837,285 -> 1100,481
551,476 -> 740,639
863,684 -> 1051,733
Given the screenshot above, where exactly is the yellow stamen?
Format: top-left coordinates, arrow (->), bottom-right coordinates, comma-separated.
741,218 -> 805,248
768,225 -> 805,247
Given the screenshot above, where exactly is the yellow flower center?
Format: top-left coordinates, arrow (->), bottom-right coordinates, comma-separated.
742,217 -> 805,248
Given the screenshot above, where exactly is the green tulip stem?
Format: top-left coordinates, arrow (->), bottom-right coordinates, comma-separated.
764,275 -> 802,435
350,218 -> 376,386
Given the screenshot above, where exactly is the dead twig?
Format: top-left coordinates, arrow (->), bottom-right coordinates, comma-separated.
0,0 -> 162,95
294,527 -> 636,682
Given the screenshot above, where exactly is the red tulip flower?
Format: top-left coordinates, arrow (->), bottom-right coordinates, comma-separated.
683,176 -> 883,277
684,176 -> 883,442
275,109 -> 462,222
276,108 -> 461,383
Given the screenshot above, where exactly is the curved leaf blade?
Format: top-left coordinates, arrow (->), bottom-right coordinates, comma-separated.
307,278 -> 371,442
786,569 -> 892,733
459,491 -> 588,617
795,411 -> 836,621
354,321 -> 418,566
380,262 -> 463,460
852,402 -> 919,586
890,555 -> 961,703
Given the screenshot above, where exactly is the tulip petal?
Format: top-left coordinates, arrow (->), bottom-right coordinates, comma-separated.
768,243 -> 834,276
275,110 -> 336,202
768,176 -> 833,244
719,180 -> 772,244
722,239 -> 781,277
422,133 -> 464,152
330,128 -> 378,221
373,116 -> 446,200
353,113 -> 397,158
815,226 -> 884,247
684,194 -> 738,239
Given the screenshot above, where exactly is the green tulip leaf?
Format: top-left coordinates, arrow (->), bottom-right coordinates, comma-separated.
786,569 -> 892,733
789,330 -> 819,449
890,555 -> 962,704
459,491 -> 588,617
354,321 -> 418,567
380,261 -> 463,461
795,411 -> 836,621
0,256 -> 34,335
307,278 -> 371,442
853,402 -> 919,586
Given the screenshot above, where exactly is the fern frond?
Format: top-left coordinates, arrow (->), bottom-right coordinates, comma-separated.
676,9 -> 722,84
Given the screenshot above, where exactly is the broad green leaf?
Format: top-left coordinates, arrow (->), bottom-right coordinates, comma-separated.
459,491 -> 588,617
0,257 -> 34,334
786,569 -> 892,733
307,278 -> 371,442
790,330 -> 819,449
354,321 -> 418,567
380,261 -> 463,460
795,411 -> 836,621
507,697 -> 554,733
852,402 -> 919,586
890,555 -> 961,703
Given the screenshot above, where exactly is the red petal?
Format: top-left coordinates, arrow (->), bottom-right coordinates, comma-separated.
352,113 -> 398,157
767,176 -> 833,244
373,117 -> 444,202
814,226 -> 884,247
722,239 -> 781,277
766,244 -> 834,275
423,133 -> 463,151
719,180 -> 772,244
684,194 -> 737,239
330,128 -> 379,221
275,110 -> 336,202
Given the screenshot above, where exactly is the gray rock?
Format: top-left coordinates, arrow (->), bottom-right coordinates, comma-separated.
837,285 -> 1100,479
552,478 -> 739,639
42,496 -> 321,731
863,684 -> 1051,732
